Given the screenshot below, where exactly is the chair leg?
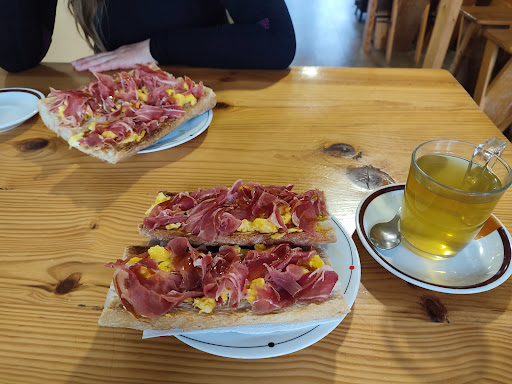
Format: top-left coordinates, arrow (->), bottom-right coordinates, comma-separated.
363,0 -> 378,52
456,14 -> 465,52
415,2 -> 431,65
386,0 -> 400,64
449,22 -> 479,75
474,39 -> 499,108
423,0 -> 463,69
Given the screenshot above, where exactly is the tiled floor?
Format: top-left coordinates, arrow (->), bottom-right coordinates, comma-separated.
287,0 -> 418,68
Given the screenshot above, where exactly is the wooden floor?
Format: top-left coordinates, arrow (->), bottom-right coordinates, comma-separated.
287,0 -> 417,68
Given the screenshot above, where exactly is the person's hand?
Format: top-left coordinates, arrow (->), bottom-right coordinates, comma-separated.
72,39 -> 157,72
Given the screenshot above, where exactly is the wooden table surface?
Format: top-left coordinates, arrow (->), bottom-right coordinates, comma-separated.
1,64 -> 511,384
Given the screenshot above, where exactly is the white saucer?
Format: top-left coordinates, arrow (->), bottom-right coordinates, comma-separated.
138,109 -> 212,154
174,216 -> 361,359
0,88 -> 45,133
356,183 -> 512,294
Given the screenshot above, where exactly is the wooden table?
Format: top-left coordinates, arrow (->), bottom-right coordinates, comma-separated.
1,64 -> 512,383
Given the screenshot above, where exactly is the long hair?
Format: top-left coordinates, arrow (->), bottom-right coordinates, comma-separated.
67,0 -> 107,53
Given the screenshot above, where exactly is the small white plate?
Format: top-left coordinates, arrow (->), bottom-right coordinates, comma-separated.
356,183 -> 512,294
138,109 -> 213,154
0,88 -> 45,133
175,216 -> 361,359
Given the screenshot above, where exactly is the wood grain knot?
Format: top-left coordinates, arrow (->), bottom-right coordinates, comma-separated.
78,304 -> 103,311
347,165 -> 395,189
219,76 -> 236,83
214,102 -> 231,110
15,138 -> 49,152
55,272 -> 82,295
420,295 -> 449,323
323,143 -> 357,158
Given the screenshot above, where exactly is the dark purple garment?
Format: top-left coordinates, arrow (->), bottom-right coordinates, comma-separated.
0,0 -> 57,72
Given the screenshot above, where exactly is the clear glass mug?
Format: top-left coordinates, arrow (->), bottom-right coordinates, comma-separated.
400,140 -> 512,259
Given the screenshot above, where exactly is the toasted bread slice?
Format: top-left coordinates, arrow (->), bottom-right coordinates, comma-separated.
37,87 -> 216,163
138,218 -> 337,247
98,246 -> 349,332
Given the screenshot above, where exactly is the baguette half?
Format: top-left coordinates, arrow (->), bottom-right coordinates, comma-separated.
98,246 -> 349,332
37,87 -> 216,164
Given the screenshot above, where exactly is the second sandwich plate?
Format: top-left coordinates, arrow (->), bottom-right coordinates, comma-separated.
173,216 -> 360,359
138,109 -> 212,154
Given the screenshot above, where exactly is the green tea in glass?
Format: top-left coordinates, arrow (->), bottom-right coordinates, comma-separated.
400,139 -> 512,259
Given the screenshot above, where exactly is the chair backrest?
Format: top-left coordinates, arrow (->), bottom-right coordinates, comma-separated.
482,29 -> 512,131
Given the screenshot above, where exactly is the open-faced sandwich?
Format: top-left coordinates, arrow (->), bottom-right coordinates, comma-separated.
37,63 -> 216,163
139,180 -> 338,246
98,238 -> 348,331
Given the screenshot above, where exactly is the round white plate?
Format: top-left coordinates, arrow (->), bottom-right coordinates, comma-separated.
0,88 -> 45,133
175,216 -> 361,359
138,109 -> 212,154
356,183 -> 512,294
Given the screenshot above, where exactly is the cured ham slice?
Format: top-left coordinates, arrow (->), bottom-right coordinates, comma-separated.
297,266 -> 339,302
106,239 -> 341,319
142,180 -> 332,243
110,261 -> 202,319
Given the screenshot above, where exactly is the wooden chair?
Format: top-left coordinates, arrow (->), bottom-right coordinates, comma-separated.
363,0 -> 431,64
474,29 -> 512,131
385,0 -> 430,64
449,5 -> 512,75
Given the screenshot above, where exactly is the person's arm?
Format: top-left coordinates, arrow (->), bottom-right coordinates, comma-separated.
150,0 -> 296,69
0,0 -> 57,72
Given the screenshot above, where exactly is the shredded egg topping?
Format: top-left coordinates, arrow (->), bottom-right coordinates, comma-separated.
147,245 -> 173,272
245,278 -> 266,304
193,297 -> 216,314
145,192 -> 171,214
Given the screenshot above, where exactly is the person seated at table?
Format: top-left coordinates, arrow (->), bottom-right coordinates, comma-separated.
0,0 -> 296,73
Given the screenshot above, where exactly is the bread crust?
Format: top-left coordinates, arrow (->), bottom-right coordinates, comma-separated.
37,86 -> 216,164
98,246 -> 349,332
138,221 -> 337,247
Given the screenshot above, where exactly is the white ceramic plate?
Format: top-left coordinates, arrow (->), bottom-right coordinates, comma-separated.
175,216 -> 361,359
0,88 -> 45,133
138,109 -> 212,154
356,183 -> 512,294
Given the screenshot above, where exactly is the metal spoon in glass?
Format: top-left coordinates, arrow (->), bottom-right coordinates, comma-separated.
369,209 -> 401,250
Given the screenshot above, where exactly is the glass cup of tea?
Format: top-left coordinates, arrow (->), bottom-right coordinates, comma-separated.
400,139 -> 512,259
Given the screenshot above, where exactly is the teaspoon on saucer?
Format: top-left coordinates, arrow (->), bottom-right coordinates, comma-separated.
369,210 -> 401,250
